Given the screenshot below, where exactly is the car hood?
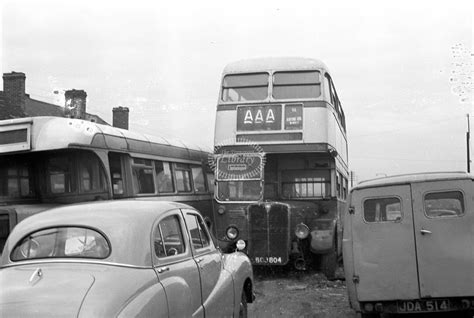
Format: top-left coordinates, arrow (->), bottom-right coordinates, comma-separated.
0,263 -> 95,317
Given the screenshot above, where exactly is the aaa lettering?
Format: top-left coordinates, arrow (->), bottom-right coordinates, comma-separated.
244,109 -> 275,124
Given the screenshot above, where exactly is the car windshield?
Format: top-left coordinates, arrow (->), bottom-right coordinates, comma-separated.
11,226 -> 110,261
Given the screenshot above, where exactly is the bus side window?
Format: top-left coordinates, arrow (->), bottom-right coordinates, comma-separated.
174,163 -> 192,193
108,153 -> 124,196
78,153 -> 107,193
131,158 -> 155,194
47,155 -> 74,194
206,173 -> 215,193
191,166 -> 206,193
155,161 -> 174,193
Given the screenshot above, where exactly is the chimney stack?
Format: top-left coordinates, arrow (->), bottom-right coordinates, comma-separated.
2,72 -> 26,116
64,89 -> 87,119
113,106 -> 129,130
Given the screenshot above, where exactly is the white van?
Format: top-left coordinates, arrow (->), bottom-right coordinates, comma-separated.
343,172 -> 474,317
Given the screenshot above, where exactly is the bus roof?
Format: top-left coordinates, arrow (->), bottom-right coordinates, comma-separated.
353,171 -> 473,191
0,116 -> 210,161
222,57 -> 330,75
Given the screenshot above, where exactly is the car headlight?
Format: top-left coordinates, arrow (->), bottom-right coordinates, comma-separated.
295,223 -> 309,239
226,226 -> 239,240
236,239 -> 246,250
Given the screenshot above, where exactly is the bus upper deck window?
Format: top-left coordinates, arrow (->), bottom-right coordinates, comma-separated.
221,73 -> 268,102
272,71 -> 321,100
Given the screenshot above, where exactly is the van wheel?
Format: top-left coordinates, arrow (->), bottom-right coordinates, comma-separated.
239,290 -> 248,318
320,249 -> 337,280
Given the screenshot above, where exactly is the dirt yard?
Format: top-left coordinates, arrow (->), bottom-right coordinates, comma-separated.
248,265 -> 357,318
247,266 -> 473,318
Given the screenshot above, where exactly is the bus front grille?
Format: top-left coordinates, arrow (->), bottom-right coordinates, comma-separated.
248,203 -> 290,265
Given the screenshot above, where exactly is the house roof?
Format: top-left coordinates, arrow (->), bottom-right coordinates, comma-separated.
0,91 -> 26,119
0,91 -> 108,124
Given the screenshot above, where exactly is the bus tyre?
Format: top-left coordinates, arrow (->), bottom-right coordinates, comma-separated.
239,290 -> 248,318
320,249 -> 337,280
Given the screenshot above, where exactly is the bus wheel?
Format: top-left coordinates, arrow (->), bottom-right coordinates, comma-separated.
320,249 -> 337,280
239,289 -> 248,318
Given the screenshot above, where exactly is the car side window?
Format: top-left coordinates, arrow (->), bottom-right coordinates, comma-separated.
154,215 -> 186,258
363,197 -> 402,223
185,213 -> 210,250
424,191 -> 464,218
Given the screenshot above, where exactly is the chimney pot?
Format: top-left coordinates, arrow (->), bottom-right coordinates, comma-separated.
2,71 -> 26,116
113,106 -> 130,130
64,89 -> 87,119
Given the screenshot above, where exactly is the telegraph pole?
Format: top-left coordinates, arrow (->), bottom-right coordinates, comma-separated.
467,114 -> 471,173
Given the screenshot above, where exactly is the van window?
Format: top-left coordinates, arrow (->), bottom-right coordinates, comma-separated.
363,197 -> 402,222
424,191 -> 464,218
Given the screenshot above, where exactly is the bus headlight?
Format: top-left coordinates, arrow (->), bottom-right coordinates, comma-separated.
295,223 -> 309,239
226,226 -> 239,240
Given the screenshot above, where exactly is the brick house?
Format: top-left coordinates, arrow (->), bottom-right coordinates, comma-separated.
0,72 -> 129,129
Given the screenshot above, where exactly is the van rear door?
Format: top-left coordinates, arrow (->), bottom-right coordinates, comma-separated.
351,185 -> 419,301
411,180 -> 474,298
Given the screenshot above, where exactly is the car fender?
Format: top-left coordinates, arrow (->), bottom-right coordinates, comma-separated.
222,252 -> 254,314
116,282 -> 169,318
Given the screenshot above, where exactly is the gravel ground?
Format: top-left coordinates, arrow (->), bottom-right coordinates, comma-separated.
247,266 -> 473,318
248,265 -> 357,318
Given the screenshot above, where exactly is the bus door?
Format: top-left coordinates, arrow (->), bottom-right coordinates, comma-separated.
411,180 -> 474,298
351,185 -> 419,301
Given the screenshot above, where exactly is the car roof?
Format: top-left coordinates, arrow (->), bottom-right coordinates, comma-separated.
352,171 -> 473,191
2,200 -> 194,267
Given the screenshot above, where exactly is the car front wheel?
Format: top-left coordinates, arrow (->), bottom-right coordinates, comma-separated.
239,290 -> 248,318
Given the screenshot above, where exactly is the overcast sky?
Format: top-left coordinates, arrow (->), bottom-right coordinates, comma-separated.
1,0 -> 473,182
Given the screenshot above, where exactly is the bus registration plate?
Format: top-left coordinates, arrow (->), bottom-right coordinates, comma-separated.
397,299 -> 450,313
254,257 -> 282,264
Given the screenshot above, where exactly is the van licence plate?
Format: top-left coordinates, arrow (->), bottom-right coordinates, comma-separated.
397,299 -> 450,313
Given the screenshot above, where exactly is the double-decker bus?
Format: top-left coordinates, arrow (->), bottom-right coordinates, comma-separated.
213,57 -> 348,278
0,116 -> 214,254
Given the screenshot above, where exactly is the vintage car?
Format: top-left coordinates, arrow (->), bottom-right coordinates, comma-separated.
0,200 -> 254,317
343,172 -> 474,317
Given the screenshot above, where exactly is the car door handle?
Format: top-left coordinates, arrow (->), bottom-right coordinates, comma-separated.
195,257 -> 203,263
157,266 -> 169,273
420,229 -> 432,235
